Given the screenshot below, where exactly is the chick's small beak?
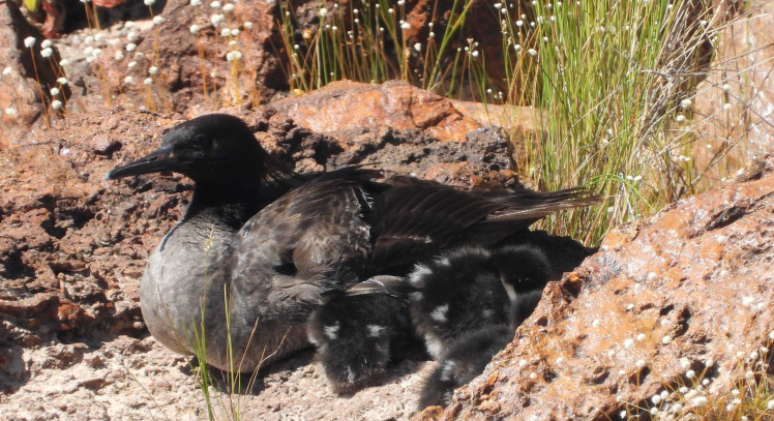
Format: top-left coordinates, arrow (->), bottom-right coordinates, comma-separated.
104,146 -> 176,180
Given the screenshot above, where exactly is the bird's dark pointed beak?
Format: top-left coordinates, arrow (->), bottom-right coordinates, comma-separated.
104,146 -> 176,180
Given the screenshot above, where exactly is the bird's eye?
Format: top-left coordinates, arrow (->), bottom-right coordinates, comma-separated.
189,134 -> 210,150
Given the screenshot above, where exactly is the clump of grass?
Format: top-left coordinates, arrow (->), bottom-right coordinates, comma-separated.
274,0 -> 481,96
516,0 -> 759,244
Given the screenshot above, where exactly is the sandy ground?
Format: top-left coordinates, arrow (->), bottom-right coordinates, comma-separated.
1,334 -> 434,421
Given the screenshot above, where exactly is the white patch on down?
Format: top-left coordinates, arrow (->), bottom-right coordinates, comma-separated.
367,325 -> 386,337
440,360 -> 457,382
501,276 -> 519,303
425,334 -> 444,359
482,309 -> 495,319
434,256 -> 451,267
409,292 -> 423,302
346,366 -> 355,384
324,322 -> 340,340
409,264 -> 433,286
430,304 -> 449,323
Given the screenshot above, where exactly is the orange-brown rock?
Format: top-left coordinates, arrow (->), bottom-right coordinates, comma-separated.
430,156 -> 774,421
267,80 -> 483,143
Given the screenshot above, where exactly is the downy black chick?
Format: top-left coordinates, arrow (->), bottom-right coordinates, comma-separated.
408,245 -> 551,360
413,245 -> 551,410
307,275 -> 419,392
417,324 -> 513,409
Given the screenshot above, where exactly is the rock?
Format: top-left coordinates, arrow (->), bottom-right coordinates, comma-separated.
0,0 -> 70,147
126,0 -> 283,110
434,155 -> 774,421
267,80 -> 483,143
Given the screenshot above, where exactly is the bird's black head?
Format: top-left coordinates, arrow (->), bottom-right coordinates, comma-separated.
105,114 -> 289,184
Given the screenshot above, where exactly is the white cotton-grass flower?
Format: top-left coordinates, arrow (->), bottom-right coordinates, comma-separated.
59,58 -> 69,66
84,36 -> 94,45
636,333 -> 646,341
662,336 -> 672,344
679,358 -> 691,370
319,7 -> 328,17
676,114 -> 686,122
221,28 -> 231,37
527,48 -> 537,56
149,66 -> 159,75
231,28 -> 240,36
619,410 -> 626,419
190,0 -> 202,5
223,3 -> 234,12
41,39 -> 52,49
767,399 -> 774,410
50,87 -> 60,96
244,21 -> 253,29
723,103 -> 732,110
115,51 -> 125,60
624,338 -> 635,349
228,40 -> 237,46
128,32 -> 140,42
128,61 -> 138,68
211,13 -> 225,26
210,0 -> 221,7
651,394 -> 662,405
686,370 -> 696,379
691,396 -> 708,407
144,0 -> 155,5
57,77 -> 68,85
190,24 -> 201,34
51,100 -> 63,110
704,359 -> 714,367
153,16 -> 165,25
126,43 -> 137,52
387,8 -> 393,14
680,98 -> 692,109
397,0 -> 405,4
144,77 -> 153,85
5,107 -> 18,116
41,48 -> 53,58
400,21 -> 411,30
636,360 -> 646,369
722,83 -> 731,91
24,37 -> 36,48
519,359 -> 527,367
413,43 -> 421,52
226,50 -> 242,61
471,50 -> 479,58
529,372 -> 537,380
2,67 -> 11,76
124,76 -> 134,84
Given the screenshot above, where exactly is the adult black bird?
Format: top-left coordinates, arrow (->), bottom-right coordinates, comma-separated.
105,113 -> 597,373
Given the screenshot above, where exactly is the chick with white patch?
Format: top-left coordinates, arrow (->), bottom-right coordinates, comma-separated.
409,245 -> 550,360
417,324 -> 513,409
307,275 -> 418,392
412,245 -> 551,410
